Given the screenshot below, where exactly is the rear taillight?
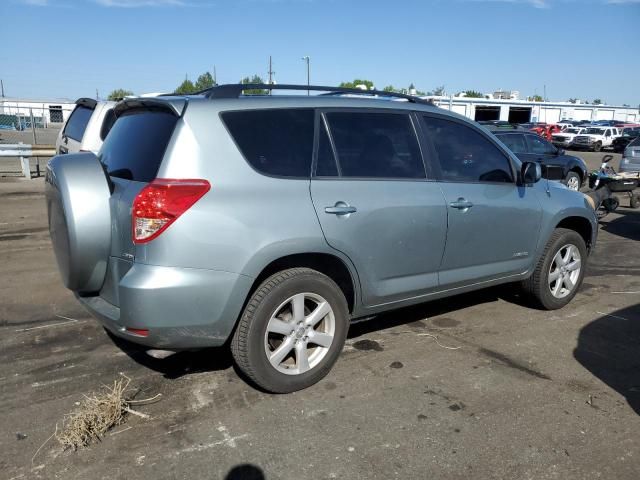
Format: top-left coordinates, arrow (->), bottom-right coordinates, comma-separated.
132,178 -> 210,244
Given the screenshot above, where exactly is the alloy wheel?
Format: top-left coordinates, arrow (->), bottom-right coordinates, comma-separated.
264,292 -> 335,375
548,244 -> 582,299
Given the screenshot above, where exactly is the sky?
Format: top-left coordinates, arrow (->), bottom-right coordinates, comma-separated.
0,0 -> 639,105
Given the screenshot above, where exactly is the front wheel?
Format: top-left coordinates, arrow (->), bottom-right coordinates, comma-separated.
231,268 -> 349,393
631,195 -> 640,209
521,228 -> 587,310
564,171 -> 581,191
593,142 -> 602,152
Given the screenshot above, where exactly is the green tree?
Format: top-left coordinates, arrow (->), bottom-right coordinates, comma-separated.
568,98 -> 578,104
593,99 -> 603,105
462,90 -> 484,98
107,88 -> 133,101
431,85 -> 445,96
241,75 -> 268,95
339,79 -> 375,90
175,79 -> 197,95
528,94 -> 544,102
382,85 -> 397,92
195,72 -> 215,91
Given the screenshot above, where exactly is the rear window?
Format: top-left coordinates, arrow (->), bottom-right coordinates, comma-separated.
221,109 -> 314,177
99,109 -> 178,182
63,105 -> 93,141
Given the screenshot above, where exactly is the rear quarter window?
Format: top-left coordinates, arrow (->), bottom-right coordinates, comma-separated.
99,109 -> 178,182
63,105 -> 93,142
221,109 -> 314,178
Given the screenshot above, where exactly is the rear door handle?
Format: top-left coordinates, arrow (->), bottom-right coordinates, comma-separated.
325,202 -> 357,215
449,198 -> 473,210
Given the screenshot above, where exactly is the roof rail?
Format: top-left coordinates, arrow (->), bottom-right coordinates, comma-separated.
200,83 -> 434,105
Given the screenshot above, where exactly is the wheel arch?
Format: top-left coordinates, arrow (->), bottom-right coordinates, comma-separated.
248,253 -> 359,314
555,215 -> 594,252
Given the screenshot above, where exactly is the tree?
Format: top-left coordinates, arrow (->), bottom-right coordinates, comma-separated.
528,94 -> 544,102
431,85 -> 445,96
382,85 -> 397,92
593,99 -> 603,105
195,72 -> 215,91
462,90 -> 484,98
107,88 -> 133,101
241,75 -> 268,95
339,79 -> 375,90
175,79 -> 196,95
568,98 -> 578,104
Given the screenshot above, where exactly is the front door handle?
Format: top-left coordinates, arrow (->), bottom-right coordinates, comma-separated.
325,202 -> 357,215
449,198 -> 473,210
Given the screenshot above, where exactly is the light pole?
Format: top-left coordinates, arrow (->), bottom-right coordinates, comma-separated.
301,56 -> 310,95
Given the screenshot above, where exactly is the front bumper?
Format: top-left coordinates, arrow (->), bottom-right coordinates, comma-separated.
77,260 -> 254,349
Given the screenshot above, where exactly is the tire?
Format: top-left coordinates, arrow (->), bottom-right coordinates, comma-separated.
521,228 -> 587,310
564,171 -> 581,191
231,268 -> 349,393
593,142 -> 602,152
631,195 -> 640,209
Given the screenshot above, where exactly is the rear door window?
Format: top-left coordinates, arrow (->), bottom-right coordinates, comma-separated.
221,109 -> 314,178
63,105 -> 93,141
100,108 -> 117,141
526,134 -> 556,155
323,111 -> 425,179
99,109 -> 178,182
496,133 -> 527,154
422,116 -> 513,184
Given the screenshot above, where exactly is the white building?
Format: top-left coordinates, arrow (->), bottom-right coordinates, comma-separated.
425,96 -> 638,124
0,97 -> 76,127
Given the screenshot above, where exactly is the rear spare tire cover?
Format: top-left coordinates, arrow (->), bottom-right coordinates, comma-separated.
46,153 -> 111,292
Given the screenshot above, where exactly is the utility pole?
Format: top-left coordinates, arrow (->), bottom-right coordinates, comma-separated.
268,56 -> 275,95
1,79 -> 4,97
213,65 -> 217,86
96,88 -> 99,100
301,56 -> 310,95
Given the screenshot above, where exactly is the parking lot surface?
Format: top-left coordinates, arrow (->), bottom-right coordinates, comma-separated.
1,151 -> 639,479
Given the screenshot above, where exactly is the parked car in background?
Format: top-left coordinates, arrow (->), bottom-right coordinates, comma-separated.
620,137 -> 640,173
557,120 -> 576,129
489,126 -> 588,190
572,127 -> 621,152
551,127 -> 588,149
55,98 -> 116,155
46,84 -> 597,393
612,127 -> 640,153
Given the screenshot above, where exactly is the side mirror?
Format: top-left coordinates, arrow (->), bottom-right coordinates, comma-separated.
521,161 -> 542,185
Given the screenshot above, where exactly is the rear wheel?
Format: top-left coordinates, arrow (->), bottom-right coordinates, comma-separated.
231,268 -> 349,393
631,195 -> 640,209
521,228 -> 587,310
564,171 -> 581,191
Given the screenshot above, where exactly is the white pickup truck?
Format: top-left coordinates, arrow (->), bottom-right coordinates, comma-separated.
551,127 -> 588,149
572,127 -> 621,152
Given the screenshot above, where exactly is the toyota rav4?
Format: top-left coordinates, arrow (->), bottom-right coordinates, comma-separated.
46,84 -> 597,393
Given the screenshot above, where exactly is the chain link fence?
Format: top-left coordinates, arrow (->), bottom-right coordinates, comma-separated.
0,101 -> 73,177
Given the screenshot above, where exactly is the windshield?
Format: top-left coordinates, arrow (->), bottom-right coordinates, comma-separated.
566,128 -> 581,134
623,130 -> 640,137
585,128 -> 605,134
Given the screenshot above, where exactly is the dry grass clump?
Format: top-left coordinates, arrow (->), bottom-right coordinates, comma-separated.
55,376 -> 131,450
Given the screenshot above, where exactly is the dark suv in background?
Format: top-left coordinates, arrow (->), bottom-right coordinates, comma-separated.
486,126 -> 588,191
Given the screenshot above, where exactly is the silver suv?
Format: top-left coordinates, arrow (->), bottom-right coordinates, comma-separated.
46,84 -> 597,393
56,98 -> 116,155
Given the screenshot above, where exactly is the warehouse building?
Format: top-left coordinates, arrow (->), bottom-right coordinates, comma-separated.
426,96 -> 639,124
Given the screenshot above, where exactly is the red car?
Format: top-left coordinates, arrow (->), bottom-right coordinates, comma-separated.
522,123 -> 563,141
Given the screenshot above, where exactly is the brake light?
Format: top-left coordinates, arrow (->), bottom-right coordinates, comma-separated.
132,178 -> 210,244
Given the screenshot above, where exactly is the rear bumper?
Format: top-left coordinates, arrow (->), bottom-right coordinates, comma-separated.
76,262 -> 253,349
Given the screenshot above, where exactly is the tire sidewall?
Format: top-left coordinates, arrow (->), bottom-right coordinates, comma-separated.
537,231 -> 587,309
243,272 -> 348,393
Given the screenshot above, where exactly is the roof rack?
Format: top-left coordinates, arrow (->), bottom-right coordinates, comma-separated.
199,83 -> 434,105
